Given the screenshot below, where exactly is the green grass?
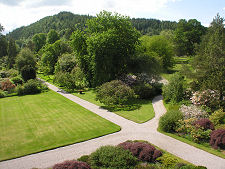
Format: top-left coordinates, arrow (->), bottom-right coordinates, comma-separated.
161,56 -> 192,81
0,90 -> 120,161
73,89 -> 155,123
159,101 -> 225,159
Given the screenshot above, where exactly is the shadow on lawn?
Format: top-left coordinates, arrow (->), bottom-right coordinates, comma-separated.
100,99 -> 152,112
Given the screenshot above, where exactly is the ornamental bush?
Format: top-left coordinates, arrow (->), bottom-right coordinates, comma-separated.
157,153 -> 179,168
118,141 -> 162,162
0,89 -> 6,98
96,80 -> 136,106
52,160 -> 91,169
162,73 -> 186,103
190,89 -> 220,110
159,110 -> 183,132
179,104 -> 209,120
21,65 -> 36,82
11,76 -> 23,85
89,145 -> 138,169
133,83 -> 155,99
210,129 -> 225,149
209,109 -> 225,126
193,118 -> 214,130
1,79 -> 15,92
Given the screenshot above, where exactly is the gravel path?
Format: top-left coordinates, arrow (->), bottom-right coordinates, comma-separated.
0,82 -> 224,169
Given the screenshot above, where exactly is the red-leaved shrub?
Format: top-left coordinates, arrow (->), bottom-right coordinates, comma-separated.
210,129 -> 225,149
118,141 -> 162,162
1,79 -> 15,91
194,118 -> 214,130
52,160 -> 91,169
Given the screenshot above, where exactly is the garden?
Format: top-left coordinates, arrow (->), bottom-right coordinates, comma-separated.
52,140 -> 206,169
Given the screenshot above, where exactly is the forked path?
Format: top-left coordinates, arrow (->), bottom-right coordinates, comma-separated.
0,82 -> 224,169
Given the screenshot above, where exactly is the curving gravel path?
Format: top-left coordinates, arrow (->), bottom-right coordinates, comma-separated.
0,82 -> 224,169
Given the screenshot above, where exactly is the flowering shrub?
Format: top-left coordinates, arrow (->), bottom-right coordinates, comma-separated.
1,79 -> 16,92
53,160 -> 91,169
120,74 -> 137,86
190,90 -> 220,110
179,104 -> 209,120
176,118 -> 212,143
210,129 -> 225,149
118,141 -> 162,162
193,118 -> 214,130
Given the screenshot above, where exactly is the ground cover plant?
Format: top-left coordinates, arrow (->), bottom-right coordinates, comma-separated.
0,90 -> 120,161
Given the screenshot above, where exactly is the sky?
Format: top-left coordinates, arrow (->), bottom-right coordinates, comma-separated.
0,0 -> 225,34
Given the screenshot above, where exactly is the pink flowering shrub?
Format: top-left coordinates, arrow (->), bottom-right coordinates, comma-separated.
190,89 -> 220,109
179,104 -> 209,120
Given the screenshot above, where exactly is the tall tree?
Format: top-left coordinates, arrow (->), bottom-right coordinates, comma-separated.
71,11 -> 140,86
191,14 -> 225,106
46,29 -> 60,44
174,19 -> 206,56
32,33 -> 46,52
7,38 -> 17,68
0,24 -> 8,58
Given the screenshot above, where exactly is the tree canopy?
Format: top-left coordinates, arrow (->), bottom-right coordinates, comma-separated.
71,11 -> 141,86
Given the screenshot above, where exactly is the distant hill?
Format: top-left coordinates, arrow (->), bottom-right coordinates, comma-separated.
7,11 -> 177,40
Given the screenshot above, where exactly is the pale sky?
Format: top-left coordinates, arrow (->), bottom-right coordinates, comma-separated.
0,0 -> 225,34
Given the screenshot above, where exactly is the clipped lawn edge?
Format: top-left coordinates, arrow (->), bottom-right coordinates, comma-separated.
1,127 -> 121,162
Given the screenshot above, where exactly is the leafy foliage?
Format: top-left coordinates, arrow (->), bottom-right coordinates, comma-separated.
209,109 -> 225,126
15,48 -> 36,72
96,80 -> 136,106
162,73 -> 186,103
173,19 -> 206,56
157,153 -> 179,168
140,35 -> 174,71
1,79 -> 16,92
46,29 -> 60,44
71,11 -> 141,86
55,53 -> 76,73
11,76 -> 23,85
159,110 -> 183,132
21,65 -> 36,81
118,141 -> 162,162
193,118 -> 215,130
32,33 -> 46,52
52,160 -> 91,169
89,145 -> 138,169
210,129 -> 225,149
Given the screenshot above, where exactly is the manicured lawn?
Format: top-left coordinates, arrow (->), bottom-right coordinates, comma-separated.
73,89 -> 155,123
0,90 -> 120,161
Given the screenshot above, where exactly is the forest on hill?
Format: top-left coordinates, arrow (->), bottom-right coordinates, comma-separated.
6,11 -> 177,41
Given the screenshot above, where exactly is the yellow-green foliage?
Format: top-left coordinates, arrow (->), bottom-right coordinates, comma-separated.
209,109 -> 225,126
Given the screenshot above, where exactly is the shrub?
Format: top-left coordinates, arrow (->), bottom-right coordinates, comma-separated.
133,83 -> 155,99
159,110 -> 183,132
21,65 -> 36,81
11,76 -> 23,85
96,80 -> 136,106
23,79 -> 41,94
89,145 -> 138,169
118,141 -> 162,162
176,118 -> 212,143
179,104 -> 209,120
190,89 -> 220,110
55,53 -> 76,73
210,129 -> 225,149
180,165 -> 207,169
162,73 -> 186,103
7,69 -> 18,77
77,155 -> 90,163
0,89 -> 6,98
16,85 -> 24,96
1,79 -> 16,92
52,160 -> 91,169
193,118 -> 214,130
157,153 -> 179,168
209,109 -> 225,126
0,71 -> 9,78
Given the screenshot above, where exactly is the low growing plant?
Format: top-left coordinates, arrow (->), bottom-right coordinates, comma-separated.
210,129 -> 225,149
52,160 -> 91,169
